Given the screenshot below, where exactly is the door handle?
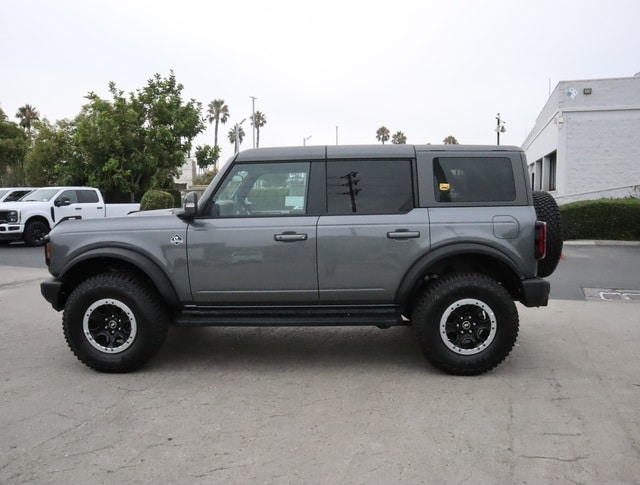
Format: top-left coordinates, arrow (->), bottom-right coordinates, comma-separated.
274,232 -> 308,242
75,207 -> 82,210
387,230 -> 420,240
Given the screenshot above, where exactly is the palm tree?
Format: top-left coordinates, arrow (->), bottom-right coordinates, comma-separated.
376,126 -> 390,144
228,125 -> 246,151
207,99 -> 230,148
443,135 -> 459,145
251,111 -> 267,147
15,104 -> 40,135
392,131 -> 407,144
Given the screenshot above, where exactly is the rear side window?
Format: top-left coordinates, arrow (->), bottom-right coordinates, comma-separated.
77,190 -> 99,203
433,157 -> 516,203
327,160 -> 414,215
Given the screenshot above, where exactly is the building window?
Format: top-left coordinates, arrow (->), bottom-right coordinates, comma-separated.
547,151 -> 557,191
535,159 -> 543,190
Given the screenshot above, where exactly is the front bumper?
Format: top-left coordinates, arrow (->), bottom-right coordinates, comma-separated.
0,223 -> 24,241
41,277 -> 66,311
520,277 -> 550,307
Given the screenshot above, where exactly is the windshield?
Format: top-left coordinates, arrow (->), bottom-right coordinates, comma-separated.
21,188 -> 60,202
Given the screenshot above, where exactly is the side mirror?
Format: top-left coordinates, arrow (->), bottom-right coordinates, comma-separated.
183,191 -> 198,217
55,197 -> 71,207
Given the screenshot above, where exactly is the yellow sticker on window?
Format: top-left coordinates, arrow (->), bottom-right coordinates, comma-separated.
439,183 -> 450,191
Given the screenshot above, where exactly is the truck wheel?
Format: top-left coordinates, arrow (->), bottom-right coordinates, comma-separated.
412,273 -> 519,375
23,220 -> 49,247
62,273 -> 168,373
533,191 -> 563,277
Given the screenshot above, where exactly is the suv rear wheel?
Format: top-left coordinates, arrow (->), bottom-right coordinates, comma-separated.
62,272 -> 168,373
412,272 -> 519,375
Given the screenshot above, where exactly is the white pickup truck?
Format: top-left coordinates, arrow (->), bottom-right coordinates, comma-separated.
0,187 -> 36,204
0,186 -> 139,246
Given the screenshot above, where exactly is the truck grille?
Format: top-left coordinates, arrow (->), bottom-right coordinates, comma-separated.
0,211 -> 10,224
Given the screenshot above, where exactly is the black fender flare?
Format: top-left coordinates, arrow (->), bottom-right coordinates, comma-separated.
59,247 -> 180,307
395,242 -> 524,308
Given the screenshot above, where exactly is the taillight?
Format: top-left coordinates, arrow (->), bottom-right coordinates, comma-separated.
535,221 -> 547,260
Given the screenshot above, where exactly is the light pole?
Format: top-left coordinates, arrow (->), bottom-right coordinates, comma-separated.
250,96 -> 257,148
335,126 -> 339,145
234,118 -> 246,154
495,113 -> 506,145
303,135 -> 312,146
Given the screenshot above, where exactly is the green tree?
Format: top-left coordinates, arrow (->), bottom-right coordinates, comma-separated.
228,125 -> 246,150
443,135 -> 459,144
206,99 -> 230,148
250,110 -> 267,147
391,131 -> 407,144
24,119 -> 74,186
74,72 -> 204,201
195,144 -> 220,171
0,116 -> 29,185
376,126 -> 390,144
15,104 -> 40,136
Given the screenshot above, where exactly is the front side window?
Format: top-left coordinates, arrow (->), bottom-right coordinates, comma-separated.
57,190 -> 79,204
326,160 -> 414,215
434,157 -> 516,203
212,162 -> 310,217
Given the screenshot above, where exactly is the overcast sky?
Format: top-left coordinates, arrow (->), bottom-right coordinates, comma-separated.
2,0 -> 639,162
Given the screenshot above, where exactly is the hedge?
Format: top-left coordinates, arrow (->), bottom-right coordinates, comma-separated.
560,198 -> 640,241
140,190 -> 176,211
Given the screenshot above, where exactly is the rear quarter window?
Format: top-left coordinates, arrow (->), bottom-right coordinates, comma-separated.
433,157 -> 516,203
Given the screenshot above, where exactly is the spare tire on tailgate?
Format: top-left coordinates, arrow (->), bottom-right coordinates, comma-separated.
532,191 -> 563,277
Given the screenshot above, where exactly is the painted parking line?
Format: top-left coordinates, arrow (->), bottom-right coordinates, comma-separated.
583,287 -> 640,303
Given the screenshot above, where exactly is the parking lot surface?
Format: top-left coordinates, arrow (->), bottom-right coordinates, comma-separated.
1,254 -> 640,483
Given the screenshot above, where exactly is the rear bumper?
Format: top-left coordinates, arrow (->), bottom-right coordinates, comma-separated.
520,277 -> 550,307
41,277 -> 66,311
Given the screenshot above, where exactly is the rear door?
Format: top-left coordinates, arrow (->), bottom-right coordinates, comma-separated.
317,157 -> 431,304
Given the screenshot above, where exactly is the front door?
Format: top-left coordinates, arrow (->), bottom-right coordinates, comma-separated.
53,189 -> 103,223
188,161 -> 319,304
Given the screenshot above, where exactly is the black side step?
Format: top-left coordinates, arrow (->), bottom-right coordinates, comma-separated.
174,305 -> 404,327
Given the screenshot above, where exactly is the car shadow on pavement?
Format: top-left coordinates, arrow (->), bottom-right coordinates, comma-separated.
154,325 -> 429,373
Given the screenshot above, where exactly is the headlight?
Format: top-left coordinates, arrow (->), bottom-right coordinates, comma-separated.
7,211 -> 18,223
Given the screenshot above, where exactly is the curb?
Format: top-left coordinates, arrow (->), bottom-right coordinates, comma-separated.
564,240 -> 640,247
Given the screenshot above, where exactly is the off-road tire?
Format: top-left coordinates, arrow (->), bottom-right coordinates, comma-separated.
63,272 -> 168,373
23,220 -> 49,247
533,191 -> 563,277
412,272 -> 519,375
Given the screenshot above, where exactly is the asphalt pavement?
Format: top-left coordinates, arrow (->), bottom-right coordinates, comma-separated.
1,242 -> 640,483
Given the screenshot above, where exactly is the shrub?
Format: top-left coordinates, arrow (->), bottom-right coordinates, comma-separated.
560,198 -> 640,240
140,189 -> 175,211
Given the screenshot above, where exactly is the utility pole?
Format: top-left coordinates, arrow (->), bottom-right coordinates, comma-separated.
250,96 -> 257,148
234,118 -> 246,154
495,113 -> 506,145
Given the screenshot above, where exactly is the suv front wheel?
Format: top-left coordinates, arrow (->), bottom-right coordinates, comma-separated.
412,272 -> 519,375
62,272 -> 168,373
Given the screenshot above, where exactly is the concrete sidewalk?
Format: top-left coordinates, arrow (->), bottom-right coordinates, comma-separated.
1,267 -> 639,483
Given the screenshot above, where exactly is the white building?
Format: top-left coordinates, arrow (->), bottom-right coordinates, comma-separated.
522,74 -> 640,204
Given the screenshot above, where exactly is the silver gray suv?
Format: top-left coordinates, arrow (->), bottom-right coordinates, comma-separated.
41,145 -> 562,375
